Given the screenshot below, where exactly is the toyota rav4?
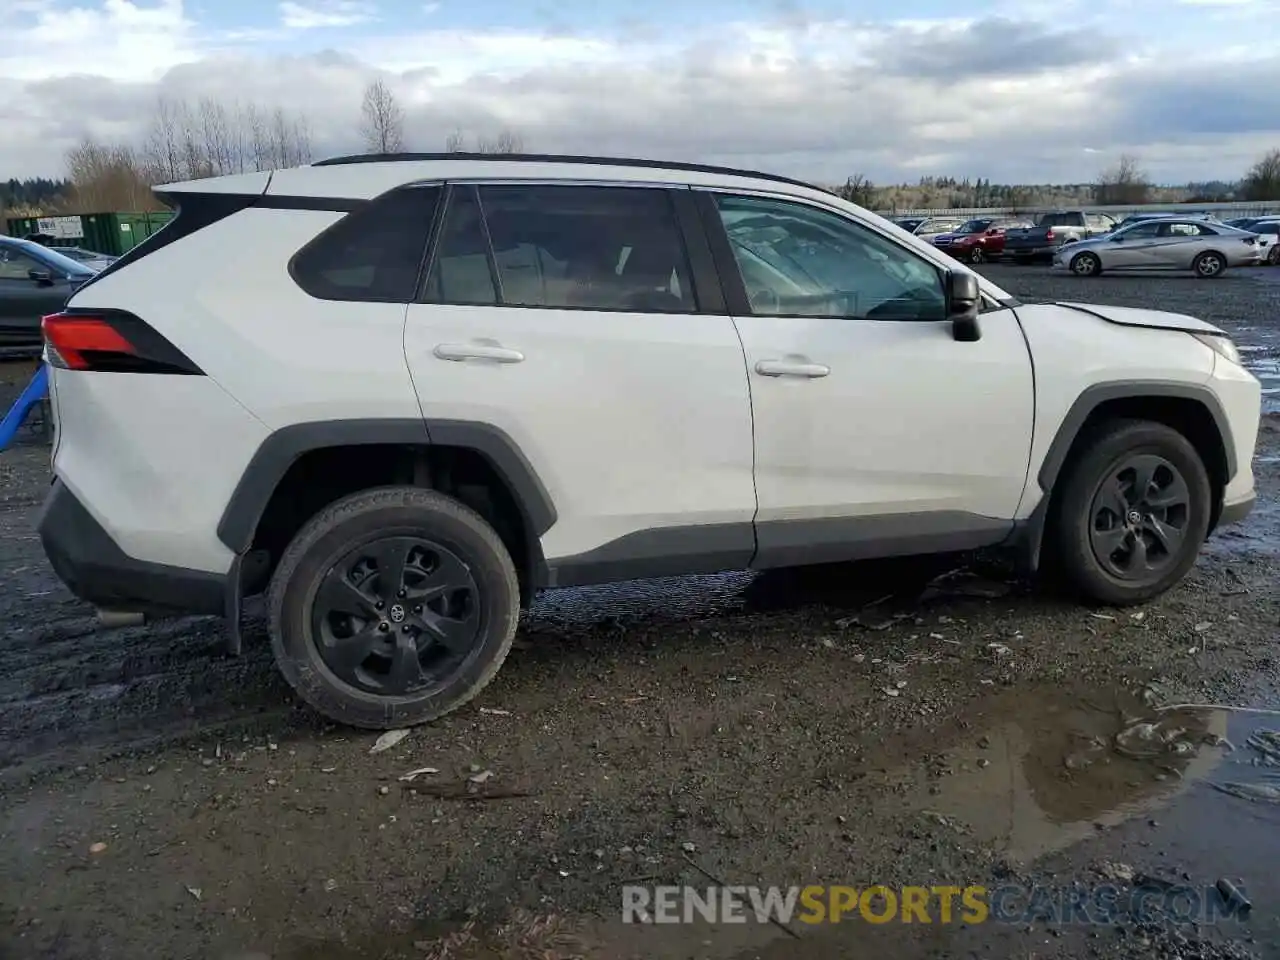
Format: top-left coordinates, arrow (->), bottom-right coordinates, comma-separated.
36,153 -> 1261,729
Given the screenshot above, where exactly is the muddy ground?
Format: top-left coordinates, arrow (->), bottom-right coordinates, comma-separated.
1,265 -> 1279,960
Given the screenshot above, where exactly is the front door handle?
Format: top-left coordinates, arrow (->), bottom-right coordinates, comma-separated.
754,358 -> 830,379
433,342 -> 525,364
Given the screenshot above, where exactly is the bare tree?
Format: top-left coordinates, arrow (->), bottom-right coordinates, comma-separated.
1094,153 -> 1151,206
1242,148 -> 1280,202
836,173 -> 876,207
360,79 -> 405,154
63,139 -> 160,211
143,96 -> 184,183
443,128 -> 466,152
475,129 -> 524,154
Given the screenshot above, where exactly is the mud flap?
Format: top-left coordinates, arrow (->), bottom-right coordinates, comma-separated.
225,553 -> 243,656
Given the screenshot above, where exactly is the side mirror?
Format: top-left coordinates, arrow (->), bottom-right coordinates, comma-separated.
946,271 -> 982,342
28,268 -> 54,286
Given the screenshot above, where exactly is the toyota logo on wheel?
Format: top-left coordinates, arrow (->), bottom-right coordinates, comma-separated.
389,604 -> 406,623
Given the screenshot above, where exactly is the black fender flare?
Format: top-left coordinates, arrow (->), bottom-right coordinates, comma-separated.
216,418 -> 557,555
1012,380 -> 1235,573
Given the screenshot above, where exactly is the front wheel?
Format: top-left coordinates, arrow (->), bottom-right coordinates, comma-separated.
968,246 -> 985,264
1193,250 -> 1226,278
1050,420 -> 1211,605
1070,251 -> 1101,277
267,486 -> 520,729
1268,245 -> 1280,266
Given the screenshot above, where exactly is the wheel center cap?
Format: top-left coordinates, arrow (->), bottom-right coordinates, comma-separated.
1126,509 -> 1143,526
389,604 -> 406,623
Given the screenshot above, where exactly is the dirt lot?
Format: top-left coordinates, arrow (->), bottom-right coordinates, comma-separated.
1,265 -> 1279,960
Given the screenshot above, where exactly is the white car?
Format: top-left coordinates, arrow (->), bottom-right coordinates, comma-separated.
37,153 -> 1261,729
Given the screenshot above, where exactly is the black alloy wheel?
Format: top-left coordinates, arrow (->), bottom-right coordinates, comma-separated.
312,535 -> 480,695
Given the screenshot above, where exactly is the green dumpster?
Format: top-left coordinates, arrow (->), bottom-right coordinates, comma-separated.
4,211 -> 175,257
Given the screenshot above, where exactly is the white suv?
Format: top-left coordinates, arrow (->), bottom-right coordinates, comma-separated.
36,154 -> 1261,729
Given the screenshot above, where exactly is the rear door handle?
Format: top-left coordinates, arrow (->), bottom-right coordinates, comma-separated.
754,358 -> 830,379
433,342 -> 525,364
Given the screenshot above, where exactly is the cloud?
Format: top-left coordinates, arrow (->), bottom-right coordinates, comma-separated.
278,0 -> 376,29
1,5 -> 1279,185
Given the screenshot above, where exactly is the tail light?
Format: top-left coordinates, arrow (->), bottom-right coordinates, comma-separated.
1045,229 -> 1056,241
42,310 -> 202,375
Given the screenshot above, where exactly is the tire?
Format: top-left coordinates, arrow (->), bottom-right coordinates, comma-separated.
1051,419 -> 1211,606
267,486 -> 520,729
1192,250 -> 1226,278
1268,245 -> 1280,266
1069,251 -> 1101,277
968,246 -> 985,264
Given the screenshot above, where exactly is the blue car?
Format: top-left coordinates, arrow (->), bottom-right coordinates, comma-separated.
0,236 -> 96,358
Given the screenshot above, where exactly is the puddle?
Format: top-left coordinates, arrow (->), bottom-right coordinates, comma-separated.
893,684 -> 1231,863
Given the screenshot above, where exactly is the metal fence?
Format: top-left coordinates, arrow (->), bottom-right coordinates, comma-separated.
874,200 -> 1280,219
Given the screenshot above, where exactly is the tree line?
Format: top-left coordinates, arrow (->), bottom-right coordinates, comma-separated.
848,148 -> 1280,212
4,81 -> 1277,223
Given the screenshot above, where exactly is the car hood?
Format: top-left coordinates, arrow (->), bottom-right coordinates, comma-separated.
933,232 -> 972,242
1049,301 -> 1226,335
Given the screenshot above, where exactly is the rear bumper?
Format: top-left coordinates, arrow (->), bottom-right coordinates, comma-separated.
1006,245 -> 1058,258
38,479 -> 226,616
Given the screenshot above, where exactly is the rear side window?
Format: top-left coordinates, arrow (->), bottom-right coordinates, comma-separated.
291,185 -> 441,302
424,184 -> 697,313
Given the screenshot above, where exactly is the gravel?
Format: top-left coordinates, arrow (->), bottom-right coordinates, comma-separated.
0,264 -> 1277,960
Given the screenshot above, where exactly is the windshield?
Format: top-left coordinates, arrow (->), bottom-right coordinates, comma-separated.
1038,213 -> 1081,227
958,219 -> 992,234
10,238 -> 96,276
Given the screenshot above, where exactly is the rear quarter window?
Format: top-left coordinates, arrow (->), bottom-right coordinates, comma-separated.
291,185 -> 442,303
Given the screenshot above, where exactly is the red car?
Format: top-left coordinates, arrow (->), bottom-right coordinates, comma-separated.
932,217 -> 1033,264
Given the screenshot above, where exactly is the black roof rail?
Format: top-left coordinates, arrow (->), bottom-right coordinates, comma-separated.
310,152 -> 834,195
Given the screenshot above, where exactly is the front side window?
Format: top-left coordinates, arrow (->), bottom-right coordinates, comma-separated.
1118,222 -> 1163,240
425,184 -> 697,313
713,194 -> 947,321
0,248 -> 42,281
291,185 -> 441,302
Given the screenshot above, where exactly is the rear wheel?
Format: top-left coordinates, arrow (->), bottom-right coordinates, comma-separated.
1192,250 -> 1226,278
267,486 -> 520,729
1051,420 -> 1211,605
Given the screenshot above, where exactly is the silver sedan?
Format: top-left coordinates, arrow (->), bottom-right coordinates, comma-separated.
1052,217 -> 1264,278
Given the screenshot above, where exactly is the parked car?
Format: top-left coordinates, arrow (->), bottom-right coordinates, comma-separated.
1114,212 -> 1217,230
911,217 -> 968,240
37,153 -> 1259,730
1003,210 -> 1118,263
0,236 -> 96,358
932,217 -> 1033,264
888,216 -> 966,239
53,247 -> 119,272
1053,217 -> 1264,277
1247,220 -> 1280,265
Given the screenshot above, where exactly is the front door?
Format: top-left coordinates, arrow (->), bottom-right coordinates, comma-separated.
403,183 -> 758,582
699,190 -> 1036,567
1102,221 -> 1164,270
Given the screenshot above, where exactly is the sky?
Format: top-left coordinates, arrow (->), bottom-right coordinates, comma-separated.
2,0 -> 1279,185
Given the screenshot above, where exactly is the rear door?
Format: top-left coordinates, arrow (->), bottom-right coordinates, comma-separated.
402,182 -> 757,582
